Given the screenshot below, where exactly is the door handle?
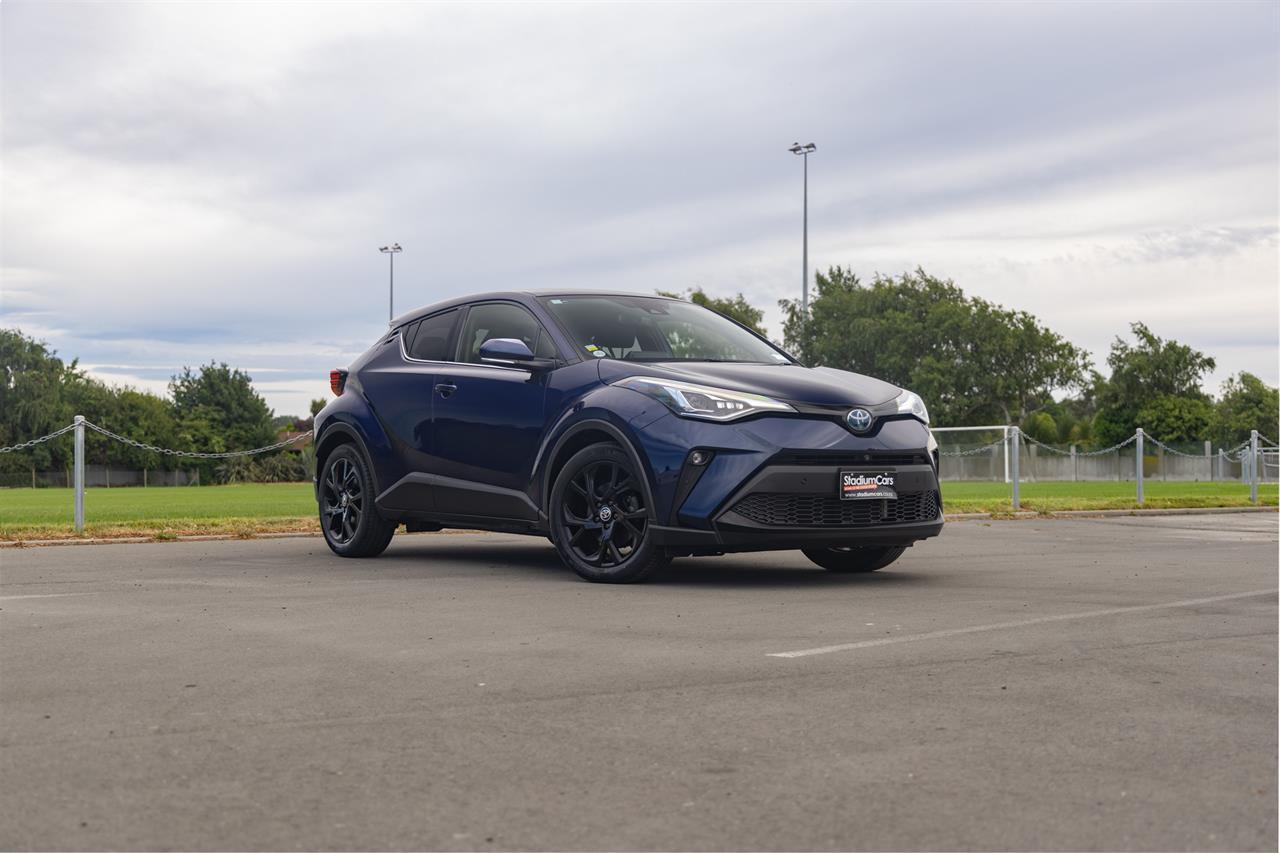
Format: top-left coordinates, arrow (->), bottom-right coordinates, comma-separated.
434,382 -> 457,399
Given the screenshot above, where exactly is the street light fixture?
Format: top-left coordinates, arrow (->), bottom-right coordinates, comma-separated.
789,142 -> 816,314
379,243 -> 402,323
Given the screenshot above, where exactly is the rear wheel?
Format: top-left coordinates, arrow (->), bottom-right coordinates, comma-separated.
802,545 -> 906,573
550,443 -> 670,583
319,445 -> 396,558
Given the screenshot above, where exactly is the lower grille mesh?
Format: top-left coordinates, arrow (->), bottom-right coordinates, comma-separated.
730,491 -> 940,527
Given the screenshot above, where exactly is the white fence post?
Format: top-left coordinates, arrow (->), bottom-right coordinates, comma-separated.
73,415 -> 85,534
1135,428 -> 1144,505
1204,440 -> 1212,481
1003,425 -> 1010,483
1070,444 -> 1077,482
1010,426 -> 1020,510
1250,430 -> 1259,504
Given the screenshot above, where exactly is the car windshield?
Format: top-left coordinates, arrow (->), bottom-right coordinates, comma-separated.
539,295 -> 792,364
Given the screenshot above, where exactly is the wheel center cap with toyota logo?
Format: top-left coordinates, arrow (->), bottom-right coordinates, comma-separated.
846,408 -> 873,433
598,506 -> 614,523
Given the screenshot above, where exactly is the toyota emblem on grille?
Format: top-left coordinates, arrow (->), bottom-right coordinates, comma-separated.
846,408 -> 873,433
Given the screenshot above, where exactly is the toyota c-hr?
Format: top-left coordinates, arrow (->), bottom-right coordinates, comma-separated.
314,291 -> 943,582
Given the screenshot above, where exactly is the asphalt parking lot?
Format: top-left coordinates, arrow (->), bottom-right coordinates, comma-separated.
1,513 -> 1276,851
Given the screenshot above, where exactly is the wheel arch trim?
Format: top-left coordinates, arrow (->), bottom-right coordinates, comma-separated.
314,422 -> 377,497
538,418 -> 657,520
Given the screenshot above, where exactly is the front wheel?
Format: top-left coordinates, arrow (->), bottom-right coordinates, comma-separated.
319,445 -> 397,558
802,545 -> 906,573
549,443 -> 670,583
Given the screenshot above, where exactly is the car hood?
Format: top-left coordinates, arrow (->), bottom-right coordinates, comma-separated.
598,360 -> 901,408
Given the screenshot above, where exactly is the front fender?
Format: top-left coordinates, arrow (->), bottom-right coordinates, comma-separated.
533,385 -> 673,520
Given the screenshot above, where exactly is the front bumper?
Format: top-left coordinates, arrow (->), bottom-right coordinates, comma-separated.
632,413 -> 944,555
650,461 -> 943,553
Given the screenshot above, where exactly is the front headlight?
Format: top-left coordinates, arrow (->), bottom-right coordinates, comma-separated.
895,389 -> 930,424
616,376 -> 796,422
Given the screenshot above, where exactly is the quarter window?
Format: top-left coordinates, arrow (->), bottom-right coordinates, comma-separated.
407,309 -> 458,361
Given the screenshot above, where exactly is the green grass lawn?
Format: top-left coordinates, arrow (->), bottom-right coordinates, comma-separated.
0,483 -> 318,539
944,480 -> 1278,513
0,480 -> 1274,540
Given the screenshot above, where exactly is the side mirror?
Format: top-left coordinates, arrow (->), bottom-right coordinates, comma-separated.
479,338 -> 556,371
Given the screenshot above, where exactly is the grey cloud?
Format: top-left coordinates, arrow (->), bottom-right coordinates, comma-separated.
2,0 -> 1277,416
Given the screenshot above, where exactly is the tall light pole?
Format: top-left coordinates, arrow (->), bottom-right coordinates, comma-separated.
379,243 -> 402,323
789,142 -> 816,314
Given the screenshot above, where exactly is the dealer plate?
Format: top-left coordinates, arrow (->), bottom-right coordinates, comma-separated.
839,471 -> 898,500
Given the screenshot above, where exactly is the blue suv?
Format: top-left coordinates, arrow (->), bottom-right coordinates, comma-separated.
314,292 -> 942,582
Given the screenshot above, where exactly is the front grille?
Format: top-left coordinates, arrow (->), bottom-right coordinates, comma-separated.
730,491 -> 940,527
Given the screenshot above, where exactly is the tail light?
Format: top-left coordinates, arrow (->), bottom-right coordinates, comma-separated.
330,369 -> 348,396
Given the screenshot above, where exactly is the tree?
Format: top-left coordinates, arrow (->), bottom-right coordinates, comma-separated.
0,329 -> 82,472
779,267 -> 1091,426
1093,323 -> 1215,445
1213,372 -> 1279,446
0,329 -> 202,474
1136,395 -> 1214,444
170,363 -> 275,481
1023,411 -> 1059,444
658,288 -> 767,336
73,385 -> 187,470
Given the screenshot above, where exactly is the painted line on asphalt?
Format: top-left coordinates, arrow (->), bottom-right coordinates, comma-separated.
0,593 -> 99,602
767,589 -> 1278,659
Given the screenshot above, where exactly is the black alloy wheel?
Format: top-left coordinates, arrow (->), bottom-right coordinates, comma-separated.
322,455 -> 363,545
550,443 -> 670,583
563,460 -> 647,566
320,444 -> 396,557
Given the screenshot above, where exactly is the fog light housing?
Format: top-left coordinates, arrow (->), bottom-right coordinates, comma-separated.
689,449 -> 713,466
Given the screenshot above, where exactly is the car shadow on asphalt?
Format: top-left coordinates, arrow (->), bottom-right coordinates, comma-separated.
387,538 -> 931,588
653,559 -> 929,588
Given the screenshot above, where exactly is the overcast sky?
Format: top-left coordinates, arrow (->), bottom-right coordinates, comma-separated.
3,0 -> 1277,418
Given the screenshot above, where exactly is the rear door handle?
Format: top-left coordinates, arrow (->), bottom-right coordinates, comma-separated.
434,382 -> 457,399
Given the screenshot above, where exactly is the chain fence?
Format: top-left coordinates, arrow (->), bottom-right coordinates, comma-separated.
0,423 -> 80,455
936,422 -> 1274,504
0,421 -> 312,458
81,421 -> 312,459
938,436 -> 1007,457
0,417 -> 319,531
1016,432 -> 1141,457
1,420 -> 314,490
940,429 -> 1274,480
0,417 -> 1274,531
935,425 -> 1277,509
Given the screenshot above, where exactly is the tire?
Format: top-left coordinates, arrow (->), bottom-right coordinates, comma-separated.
802,545 -> 906,573
319,444 -> 397,558
549,443 -> 671,583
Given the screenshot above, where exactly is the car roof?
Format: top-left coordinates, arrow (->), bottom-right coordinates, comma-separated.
389,290 -> 681,328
